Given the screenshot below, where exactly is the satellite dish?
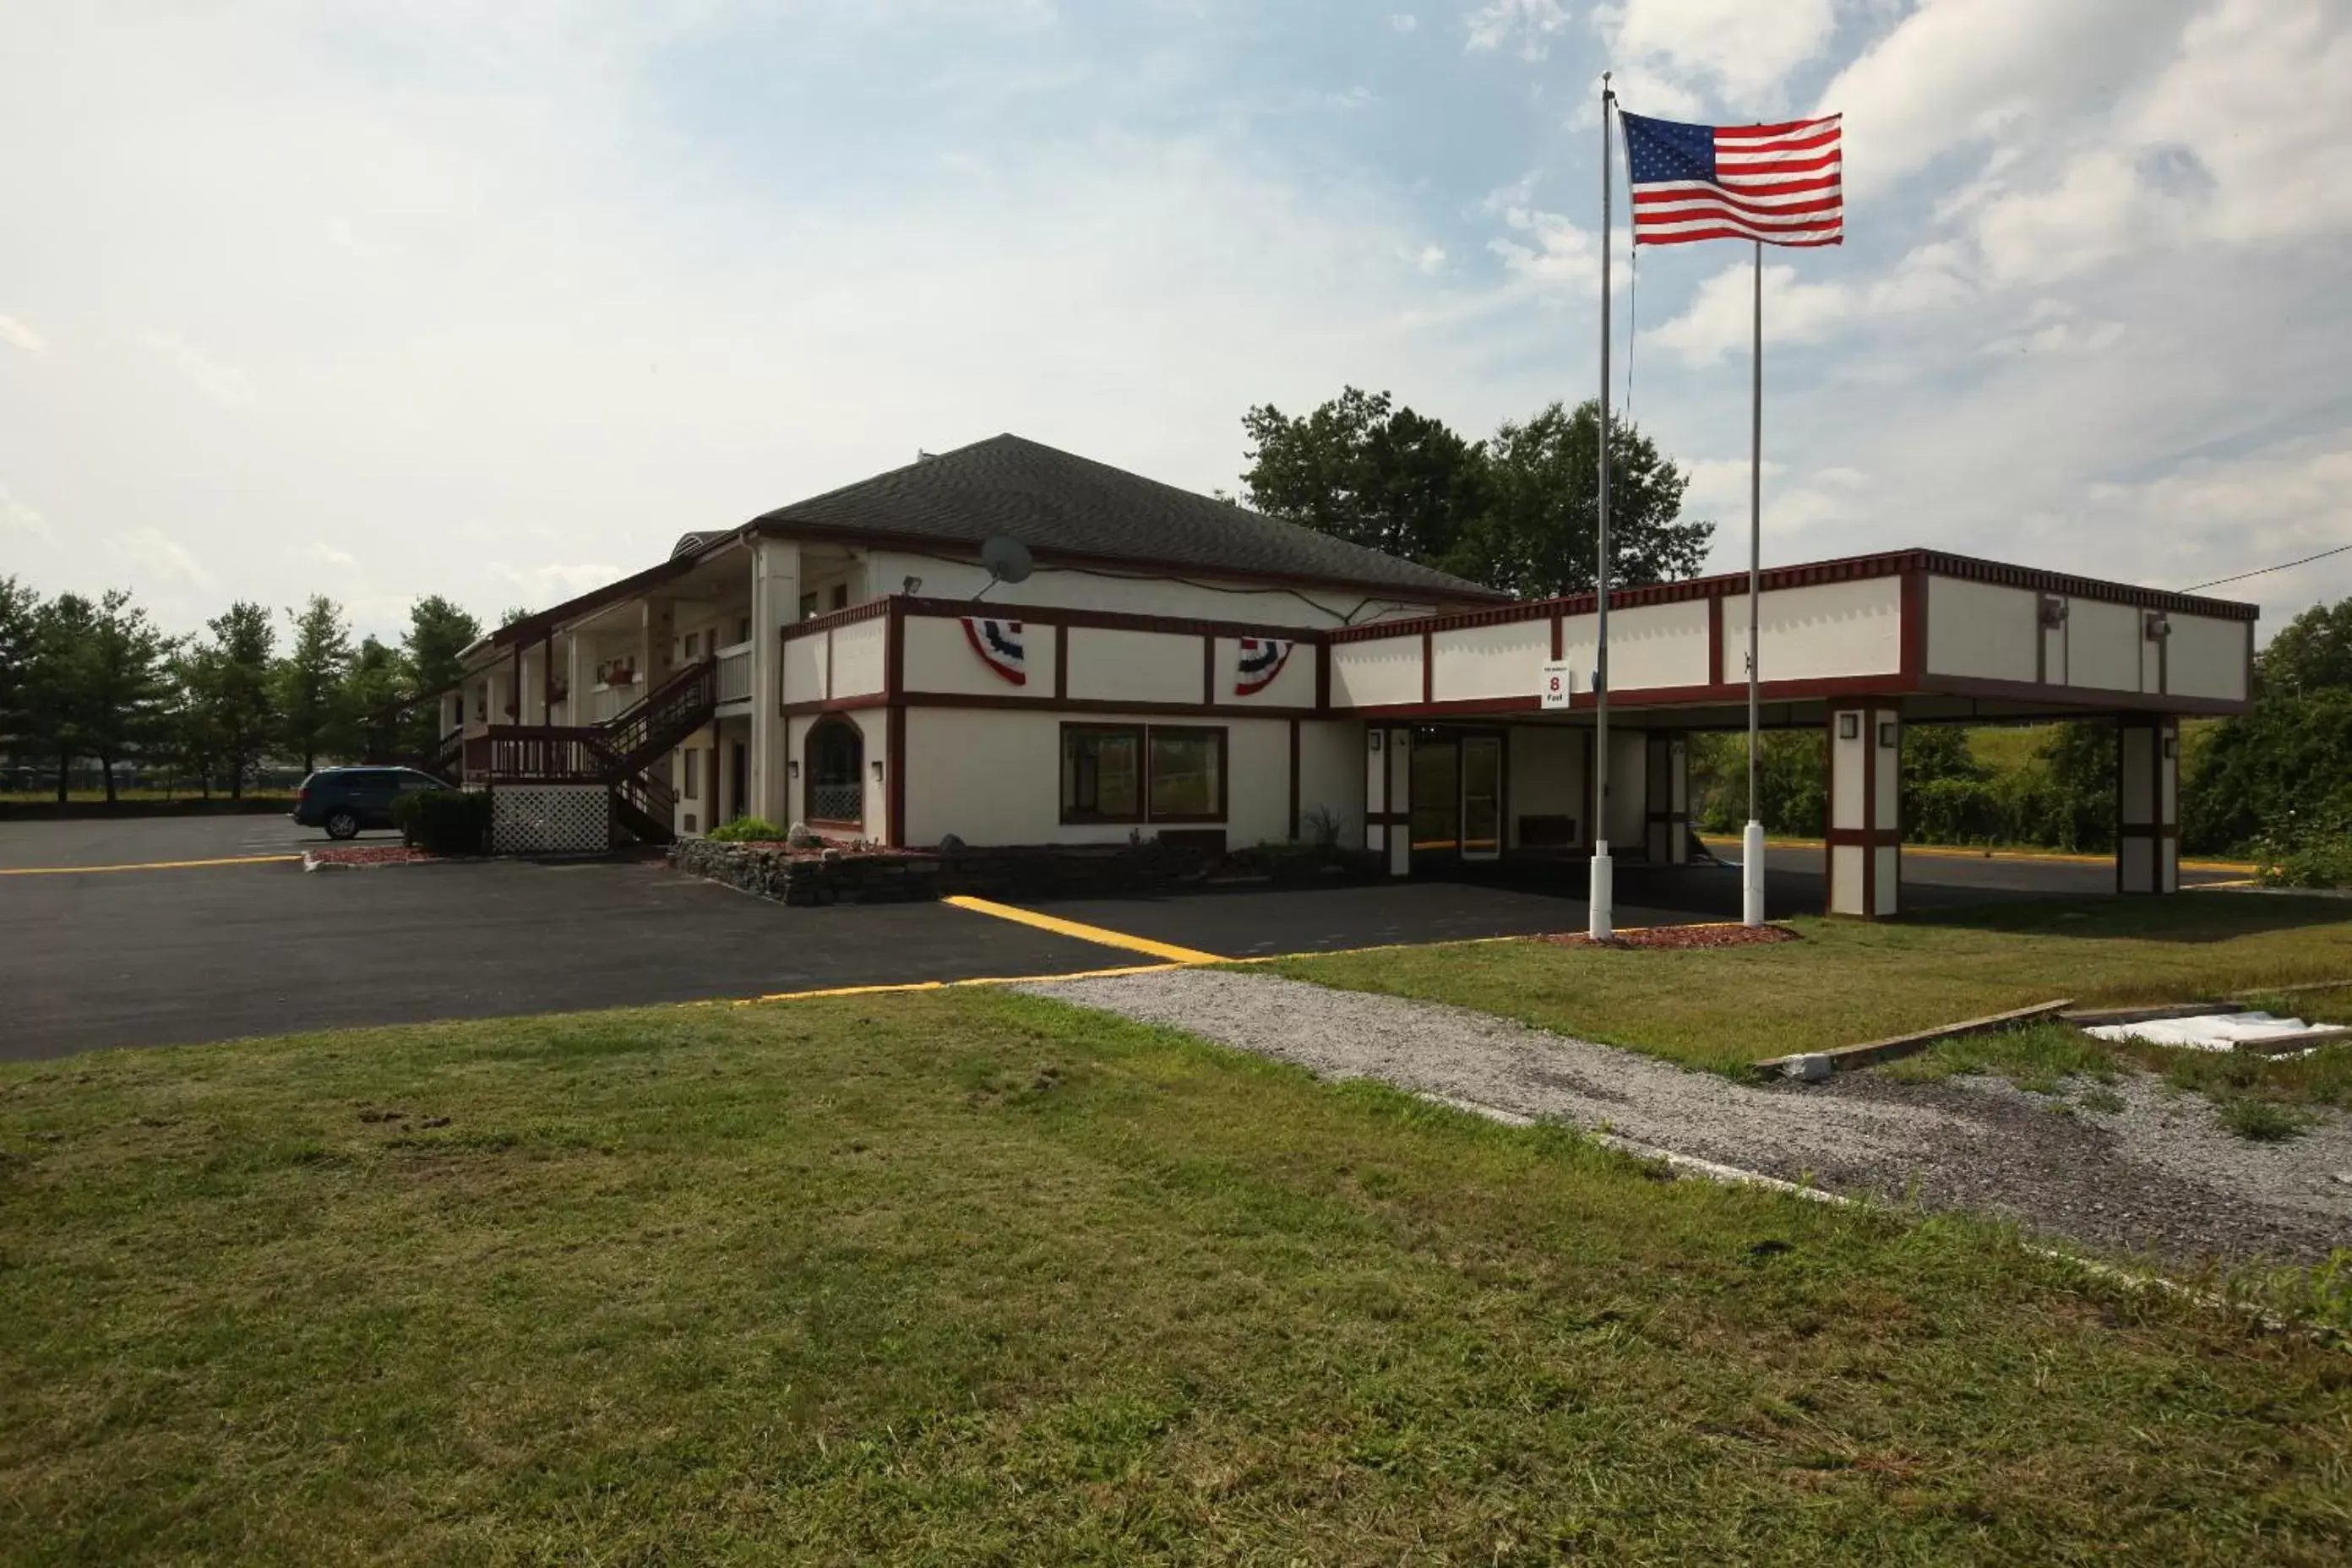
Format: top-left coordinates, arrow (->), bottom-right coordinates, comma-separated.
978,536 -> 1033,586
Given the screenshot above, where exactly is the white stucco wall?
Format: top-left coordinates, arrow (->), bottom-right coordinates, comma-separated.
1723,578 -> 1903,683
863,549 -> 1451,628
901,707 -> 1304,848
831,616 -> 888,698
1604,599 -> 1711,692
782,632 -> 828,706
1296,720 -> 1364,847
2067,597 -> 2142,692
1431,620 -> 1548,704
1925,576 -> 2039,683
1329,638 -> 1423,707
2168,613 -> 2249,702
1506,725 -> 1582,847
1065,628 -> 1204,705
901,614 -> 1057,698
1213,637 -> 1317,708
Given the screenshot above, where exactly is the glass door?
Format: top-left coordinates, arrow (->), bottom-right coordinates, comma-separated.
1461,736 -> 1502,861
1409,732 -> 1459,861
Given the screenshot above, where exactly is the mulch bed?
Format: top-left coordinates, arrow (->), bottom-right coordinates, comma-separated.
1542,923 -> 1802,950
302,846 -> 452,870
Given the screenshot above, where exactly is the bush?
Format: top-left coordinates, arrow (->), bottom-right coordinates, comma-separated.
391,788 -> 493,855
706,816 -> 788,843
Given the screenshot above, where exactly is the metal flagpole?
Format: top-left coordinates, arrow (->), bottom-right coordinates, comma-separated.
1742,238 -> 1765,926
1589,73 -> 1616,941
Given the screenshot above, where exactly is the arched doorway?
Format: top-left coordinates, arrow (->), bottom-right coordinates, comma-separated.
804,717 -> 864,826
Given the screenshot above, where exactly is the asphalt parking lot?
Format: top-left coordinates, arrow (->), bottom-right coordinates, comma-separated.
0,814 -> 2251,1060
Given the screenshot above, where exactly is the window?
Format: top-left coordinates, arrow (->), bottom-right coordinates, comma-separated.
830,583 -> 850,611
798,591 -> 818,621
1061,727 -> 1141,822
805,717 -> 863,824
683,748 -> 699,796
683,631 -> 700,660
738,616 -> 752,644
1060,725 -> 1224,825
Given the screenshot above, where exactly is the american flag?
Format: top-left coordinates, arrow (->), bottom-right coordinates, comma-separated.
1620,111 -> 1843,248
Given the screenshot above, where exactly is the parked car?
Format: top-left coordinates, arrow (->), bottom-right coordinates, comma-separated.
291,767 -> 452,839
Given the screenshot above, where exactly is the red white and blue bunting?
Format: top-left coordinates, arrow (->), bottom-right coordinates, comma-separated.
961,617 -> 1027,685
1234,636 -> 1294,696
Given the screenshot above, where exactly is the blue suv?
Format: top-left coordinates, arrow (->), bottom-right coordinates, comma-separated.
292,767 -> 452,839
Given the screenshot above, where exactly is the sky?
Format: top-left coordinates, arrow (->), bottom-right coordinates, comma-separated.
3,0 -> 2347,646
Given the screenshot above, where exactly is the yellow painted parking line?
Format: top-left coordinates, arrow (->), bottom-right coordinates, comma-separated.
714,961 -> 1183,1008
1699,835 -> 2256,874
942,895 -> 1225,964
0,853 -> 302,876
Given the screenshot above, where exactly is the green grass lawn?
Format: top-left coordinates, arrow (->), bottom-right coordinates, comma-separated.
5,994 -> 2349,1563
1266,896 -> 2352,1075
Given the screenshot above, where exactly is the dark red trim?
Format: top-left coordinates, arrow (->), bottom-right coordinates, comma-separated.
1051,622 -> 1069,699
1201,635 -> 1216,705
778,597 -> 894,642
1313,643 -> 1331,713
1420,629 -> 1434,704
1706,597 -> 1723,687
782,695 -> 893,716
1919,673 -> 2242,716
884,599 -> 905,703
1325,547 -> 2257,646
1549,608 -> 1565,662
885,704 -> 906,847
898,690 -> 1318,721
751,520 -> 1505,607
1899,567 -> 1926,681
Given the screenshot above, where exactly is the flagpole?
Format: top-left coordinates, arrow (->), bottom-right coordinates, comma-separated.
1589,72 -> 1616,942
1742,238 -> 1765,926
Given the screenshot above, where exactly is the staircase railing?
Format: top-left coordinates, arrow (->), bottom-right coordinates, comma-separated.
597,657 -> 718,774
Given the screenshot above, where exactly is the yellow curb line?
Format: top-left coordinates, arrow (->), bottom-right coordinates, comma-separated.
0,853 -> 303,876
1699,835 -> 2255,874
714,961 -> 1184,1008
941,894 -> 1225,964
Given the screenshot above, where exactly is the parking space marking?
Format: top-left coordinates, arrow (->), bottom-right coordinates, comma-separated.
0,853 -> 303,877
942,895 -> 1225,964
721,960 -> 1183,1009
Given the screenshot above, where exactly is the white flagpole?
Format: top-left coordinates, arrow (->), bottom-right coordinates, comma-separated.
1742,238 -> 1766,926
1589,73 -> 1616,942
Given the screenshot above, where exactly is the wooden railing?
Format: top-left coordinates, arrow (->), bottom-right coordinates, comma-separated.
463,726 -> 610,783
716,642 -> 754,705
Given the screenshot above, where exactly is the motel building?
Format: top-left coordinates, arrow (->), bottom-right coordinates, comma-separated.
445,434 -> 2255,915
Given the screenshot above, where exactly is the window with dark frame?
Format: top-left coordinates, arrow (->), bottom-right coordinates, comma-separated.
806,717 -> 863,824
683,748 -> 699,796
830,583 -> 850,611
1059,724 -> 1223,825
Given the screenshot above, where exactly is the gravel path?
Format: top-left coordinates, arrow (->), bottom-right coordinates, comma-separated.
1026,968 -> 2352,1267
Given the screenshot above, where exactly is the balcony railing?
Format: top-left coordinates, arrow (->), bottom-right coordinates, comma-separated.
590,683 -> 632,724
462,727 -> 609,783
716,641 -> 754,705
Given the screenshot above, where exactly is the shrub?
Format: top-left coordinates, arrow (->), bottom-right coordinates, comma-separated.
706,816 -> 787,843
391,788 -> 493,855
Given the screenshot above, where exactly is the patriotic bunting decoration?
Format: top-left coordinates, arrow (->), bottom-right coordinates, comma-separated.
961,617 -> 1026,685
1234,637 -> 1293,696
1620,112 -> 1843,248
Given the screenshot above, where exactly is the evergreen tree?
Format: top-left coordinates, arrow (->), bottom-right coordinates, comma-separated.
195,602 -> 279,797
275,596 -> 353,773
81,590 -> 177,801
27,593 -> 98,800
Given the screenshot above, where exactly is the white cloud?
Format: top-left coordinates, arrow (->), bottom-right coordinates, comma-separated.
106,526 -> 217,592
1595,0 -> 1839,107
302,542 -> 358,569
2071,433 -> 2352,606
1412,244 -> 1448,274
0,313 -> 46,356
139,331 -> 254,408
1486,206 -> 1623,294
1573,65 -> 1701,128
489,560 -> 638,609
1,482 -> 56,547
1463,0 -> 1573,60
1388,14 -> 1418,34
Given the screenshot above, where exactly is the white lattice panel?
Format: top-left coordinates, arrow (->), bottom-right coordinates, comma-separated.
491,786 -> 610,854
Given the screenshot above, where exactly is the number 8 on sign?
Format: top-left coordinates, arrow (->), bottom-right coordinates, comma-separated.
1540,660 -> 1571,710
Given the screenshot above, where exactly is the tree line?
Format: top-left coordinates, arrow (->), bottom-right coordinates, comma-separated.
0,578 -> 483,801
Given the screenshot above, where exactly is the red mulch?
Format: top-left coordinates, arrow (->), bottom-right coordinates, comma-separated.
1541,923 -> 1801,950
303,845 -> 450,869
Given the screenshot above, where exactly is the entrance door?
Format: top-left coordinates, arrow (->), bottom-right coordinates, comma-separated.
728,742 -> 749,825
1409,732 -> 1459,866
1461,735 -> 1502,861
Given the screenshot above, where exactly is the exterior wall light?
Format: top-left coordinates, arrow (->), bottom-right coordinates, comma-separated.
871,759 -> 885,782
1878,720 -> 1899,749
787,759 -> 799,779
1838,713 -> 1859,740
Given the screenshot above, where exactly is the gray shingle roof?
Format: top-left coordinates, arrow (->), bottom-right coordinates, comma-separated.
740,433 -> 1504,602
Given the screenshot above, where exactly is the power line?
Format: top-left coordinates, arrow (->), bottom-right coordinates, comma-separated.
2181,541 -> 2352,594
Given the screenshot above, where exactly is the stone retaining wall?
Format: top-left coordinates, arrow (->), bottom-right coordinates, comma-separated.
670,839 -> 1380,906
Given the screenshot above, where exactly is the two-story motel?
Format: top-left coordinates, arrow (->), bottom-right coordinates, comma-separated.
446,433 -> 2257,916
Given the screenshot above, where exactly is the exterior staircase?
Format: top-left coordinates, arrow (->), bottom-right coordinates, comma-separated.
461,658 -> 717,847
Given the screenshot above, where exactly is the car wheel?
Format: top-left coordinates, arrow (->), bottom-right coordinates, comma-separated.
325,808 -> 361,841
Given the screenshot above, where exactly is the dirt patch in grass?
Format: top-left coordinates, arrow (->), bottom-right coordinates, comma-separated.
5,994 -> 2352,1563
1540,922 -> 1803,951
